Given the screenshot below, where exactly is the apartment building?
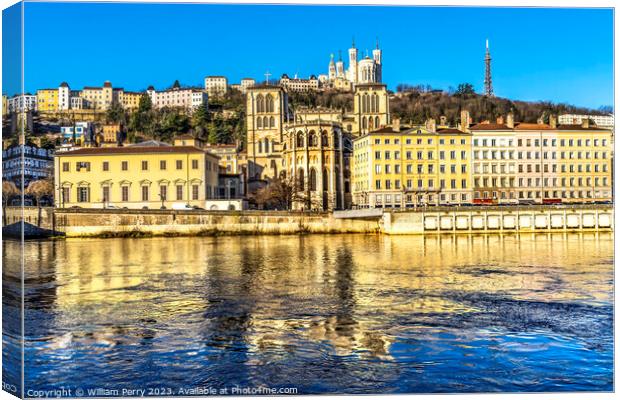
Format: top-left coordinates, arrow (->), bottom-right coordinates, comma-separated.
54,144 -> 219,209
352,123 -> 472,208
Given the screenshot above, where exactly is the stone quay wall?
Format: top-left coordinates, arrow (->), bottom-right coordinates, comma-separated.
1,204 -> 613,238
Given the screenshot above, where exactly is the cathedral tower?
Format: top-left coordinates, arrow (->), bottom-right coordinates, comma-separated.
328,53 -> 336,81
347,38 -> 358,84
336,50 -> 345,78
372,39 -> 382,83
246,85 -> 289,180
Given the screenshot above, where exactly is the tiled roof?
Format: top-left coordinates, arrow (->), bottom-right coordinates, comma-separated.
469,123 -> 511,130
556,124 -> 609,131
57,146 -> 206,156
514,123 -> 553,130
437,128 -> 466,134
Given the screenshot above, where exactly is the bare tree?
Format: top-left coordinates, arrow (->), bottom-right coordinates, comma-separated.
2,180 -> 20,225
252,176 -> 321,211
25,179 -> 54,226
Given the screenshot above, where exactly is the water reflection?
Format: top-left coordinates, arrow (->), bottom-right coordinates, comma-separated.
4,233 -> 614,394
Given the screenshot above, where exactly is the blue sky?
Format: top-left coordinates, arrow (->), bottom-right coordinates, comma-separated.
3,3 -> 614,108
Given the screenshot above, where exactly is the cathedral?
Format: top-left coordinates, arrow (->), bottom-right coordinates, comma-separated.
323,39 -> 383,91
245,80 -> 390,211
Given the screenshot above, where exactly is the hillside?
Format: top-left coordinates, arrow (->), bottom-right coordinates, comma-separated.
288,87 -> 610,127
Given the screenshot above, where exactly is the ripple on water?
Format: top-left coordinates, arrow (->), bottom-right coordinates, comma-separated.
3,233 -> 613,393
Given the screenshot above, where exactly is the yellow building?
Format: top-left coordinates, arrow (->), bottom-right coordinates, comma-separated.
2,95 -> 7,116
37,88 -> 59,112
119,91 -> 142,110
352,122 -> 472,208
80,81 -> 116,111
99,124 -> 126,147
54,144 -> 219,209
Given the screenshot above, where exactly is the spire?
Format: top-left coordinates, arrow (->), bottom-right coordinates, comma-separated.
484,39 -> 494,97
352,36 -> 355,48
376,37 -> 379,49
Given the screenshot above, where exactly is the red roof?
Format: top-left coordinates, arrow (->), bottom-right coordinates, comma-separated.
57,146 -> 206,156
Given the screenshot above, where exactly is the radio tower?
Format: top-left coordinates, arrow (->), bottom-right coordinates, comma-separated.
484,39 -> 494,97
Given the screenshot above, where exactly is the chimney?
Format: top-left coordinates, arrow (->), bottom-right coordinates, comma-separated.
425,118 -> 436,132
392,118 -> 401,132
496,115 -> 504,125
549,114 -> 557,129
460,110 -> 471,132
581,118 -> 590,129
506,112 -> 514,128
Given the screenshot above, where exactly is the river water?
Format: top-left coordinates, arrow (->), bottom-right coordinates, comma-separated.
3,233 -> 614,394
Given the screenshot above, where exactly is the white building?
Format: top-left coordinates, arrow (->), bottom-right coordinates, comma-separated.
7,94 -> 37,113
279,74 -> 320,92
204,76 -> 228,97
58,82 -> 71,110
146,86 -> 208,111
240,78 -> 256,94
559,114 -> 614,129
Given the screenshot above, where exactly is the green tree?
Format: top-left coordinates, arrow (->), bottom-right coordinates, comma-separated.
455,83 -> 475,97
106,102 -> 126,124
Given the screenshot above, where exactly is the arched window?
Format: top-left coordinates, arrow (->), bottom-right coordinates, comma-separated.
375,95 -> 380,113
308,131 -> 317,147
309,168 -> 317,191
272,140 -> 276,153
257,117 -> 262,128
333,132 -> 339,149
263,116 -> 269,128
369,117 -> 374,130
371,94 -> 376,112
296,131 -> 304,148
321,131 -> 329,147
375,116 -> 380,129
256,95 -> 264,113
266,94 -> 274,112
297,168 -> 305,190
362,94 -> 368,113
322,168 -> 329,191
270,116 -> 275,127
335,167 -> 341,191
264,138 -> 269,153
258,140 -> 262,153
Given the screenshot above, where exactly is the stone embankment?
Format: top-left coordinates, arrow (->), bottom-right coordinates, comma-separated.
1,204 -> 613,238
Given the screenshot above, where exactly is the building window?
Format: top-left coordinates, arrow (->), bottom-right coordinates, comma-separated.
160,185 -> 167,201
160,160 -> 167,170
76,162 -> 90,171
62,187 -> 70,204
62,162 -> 69,172
176,160 -> 183,169
102,186 -> 110,202
122,161 -> 128,171
142,186 -> 149,201
77,187 -> 89,203
121,186 -> 129,202
102,161 -> 109,171
192,159 -> 199,169
141,161 -> 148,170
176,185 -> 183,200
192,185 -> 199,200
